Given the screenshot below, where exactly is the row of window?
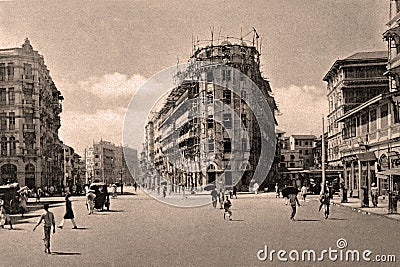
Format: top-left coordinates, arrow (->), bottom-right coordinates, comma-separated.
0,88 -> 15,105
0,137 -> 17,156
0,63 -> 33,81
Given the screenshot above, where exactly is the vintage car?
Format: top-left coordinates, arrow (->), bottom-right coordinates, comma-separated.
0,183 -> 21,214
89,182 -> 110,211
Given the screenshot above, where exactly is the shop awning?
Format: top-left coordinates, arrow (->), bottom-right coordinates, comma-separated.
356,152 -> 376,162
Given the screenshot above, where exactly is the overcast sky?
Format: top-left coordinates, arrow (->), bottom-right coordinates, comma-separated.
0,0 -> 389,155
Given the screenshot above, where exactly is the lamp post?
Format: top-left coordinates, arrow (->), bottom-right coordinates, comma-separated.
119,169 -> 124,195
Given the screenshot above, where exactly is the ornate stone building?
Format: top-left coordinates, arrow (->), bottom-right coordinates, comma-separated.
0,39 -> 64,188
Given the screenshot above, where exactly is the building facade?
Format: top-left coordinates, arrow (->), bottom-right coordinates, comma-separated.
323,52 -> 389,166
336,91 -> 400,204
144,33 -> 278,191
0,39 -> 64,189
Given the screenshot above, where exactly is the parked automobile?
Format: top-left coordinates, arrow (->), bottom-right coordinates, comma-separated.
89,182 -> 110,211
0,183 -> 21,214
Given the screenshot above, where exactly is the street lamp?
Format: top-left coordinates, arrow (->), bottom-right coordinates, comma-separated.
119,169 -> 124,195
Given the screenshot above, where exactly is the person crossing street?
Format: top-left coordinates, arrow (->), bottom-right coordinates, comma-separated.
33,204 -> 55,254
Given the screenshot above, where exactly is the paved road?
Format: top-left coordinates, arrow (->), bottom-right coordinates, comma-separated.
0,187 -> 398,266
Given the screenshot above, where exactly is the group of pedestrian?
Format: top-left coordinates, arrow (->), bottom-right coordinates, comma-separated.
210,188 -> 234,220
283,184 -> 331,221
33,193 -> 78,254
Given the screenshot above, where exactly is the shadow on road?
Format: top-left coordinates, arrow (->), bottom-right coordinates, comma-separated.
296,219 -> 321,222
228,219 -> 244,222
327,218 -> 347,221
102,210 -> 124,213
51,251 -> 81,256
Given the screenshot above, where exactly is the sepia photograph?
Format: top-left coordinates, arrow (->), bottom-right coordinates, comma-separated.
0,0 -> 399,266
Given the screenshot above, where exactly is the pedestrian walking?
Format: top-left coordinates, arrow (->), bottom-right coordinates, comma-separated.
112,184 -> 118,199
318,190 -> 330,219
253,182 -> 259,194
58,194 -> 77,229
371,183 -> 379,208
223,196 -> 232,220
33,204 -> 55,254
36,187 -> 42,203
233,186 -> 237,199
300,185 -> 307,202
275,183 -> 280,198
288,193 -> 300,221
162,185 -> 167,198
211,188 -> 218,208
134,182 -> 138,192
86,190 -> 96,215
218,189 -> 225,209
0,202 -> 13,229
19,192 -> 28,217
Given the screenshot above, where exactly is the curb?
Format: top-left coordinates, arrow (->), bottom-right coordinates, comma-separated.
330,200 -> 400,221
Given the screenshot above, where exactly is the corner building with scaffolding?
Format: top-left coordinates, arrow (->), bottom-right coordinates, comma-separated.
144,32 -> 278,191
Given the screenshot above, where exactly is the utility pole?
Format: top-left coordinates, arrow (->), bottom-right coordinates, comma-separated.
321,116 -> 326,195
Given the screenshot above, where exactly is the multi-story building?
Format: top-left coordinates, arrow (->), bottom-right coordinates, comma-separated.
85,140 -> 138,185
145,32 -> 278,191
384,0 -> 400,92
323,51 -> 389,166
0,38 -> 64,189
336,91 -> 400,205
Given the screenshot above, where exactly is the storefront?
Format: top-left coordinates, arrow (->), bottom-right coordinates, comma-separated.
342,151 -> 376,205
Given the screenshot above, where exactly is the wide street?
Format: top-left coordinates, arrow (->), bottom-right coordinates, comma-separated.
0,187 -> 398,267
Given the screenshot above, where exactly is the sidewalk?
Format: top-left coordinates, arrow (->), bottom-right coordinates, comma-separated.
309,194 -> 400,221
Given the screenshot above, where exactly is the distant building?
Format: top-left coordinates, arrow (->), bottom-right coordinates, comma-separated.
85,140 -> 139,185
280,135 -> 316,170
0,38 -> 64,189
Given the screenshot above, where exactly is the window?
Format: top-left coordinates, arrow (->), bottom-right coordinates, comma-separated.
208,140 -> 214,151
1,137 -> 7,156
241,138 -> 247,151
8,88 -> 14,105
290,163 -> 295,167
23,85 -> 33,104
24,63 -> 33,79
223,113 -> 232,128
7,63 -> 14,80
0,88 -> 6,105
9,112 -> 15,130
222,89 -> 231,104
9,137 -> 16,156
207,115 -> 214,129
370,109 -> 377,130
305,150 -> 309,155
25,113 -> 33,124
241,114 -> 247,128
290,155 -> 295,160
223,138 -> 231,153
0,63 -> 5,81
381,104 -> 389,128
0,113 -> 6,131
